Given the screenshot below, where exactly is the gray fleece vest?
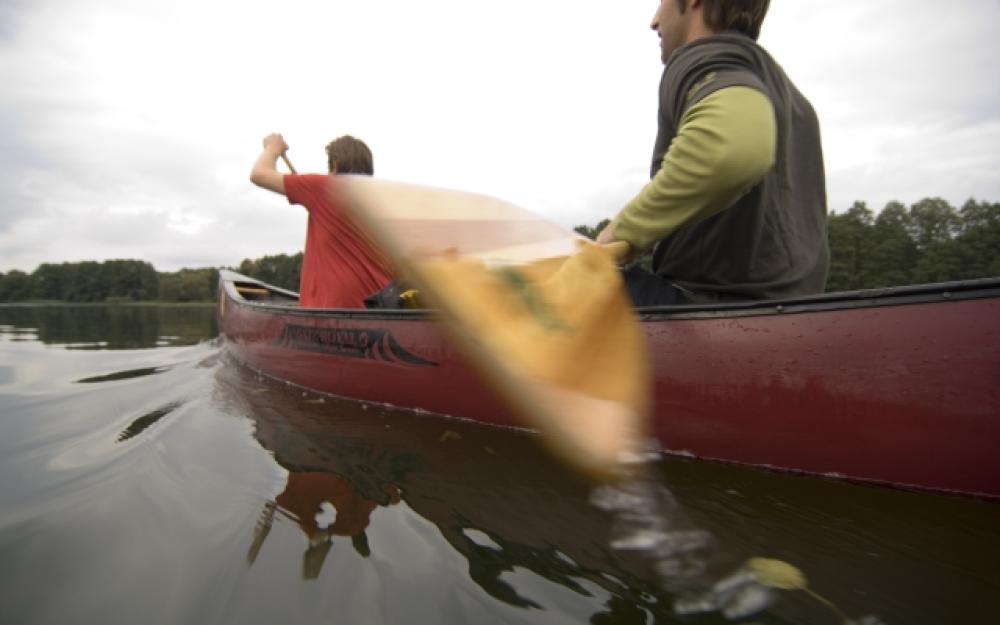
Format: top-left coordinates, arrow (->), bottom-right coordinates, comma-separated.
651,33 -> 829,299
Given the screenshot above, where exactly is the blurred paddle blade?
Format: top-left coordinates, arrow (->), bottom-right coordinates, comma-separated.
336,176 -> 650,480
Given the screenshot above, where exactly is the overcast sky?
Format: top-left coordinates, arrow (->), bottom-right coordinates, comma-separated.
2,0 -> 998,272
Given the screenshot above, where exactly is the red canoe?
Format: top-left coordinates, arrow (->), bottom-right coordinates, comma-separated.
217,269 -> 1000,499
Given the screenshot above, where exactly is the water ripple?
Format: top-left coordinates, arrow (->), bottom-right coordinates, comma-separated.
76,366 -> 172,384
116,401 -> 185,442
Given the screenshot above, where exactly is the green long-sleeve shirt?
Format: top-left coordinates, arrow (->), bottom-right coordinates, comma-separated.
611,86 -> 776,251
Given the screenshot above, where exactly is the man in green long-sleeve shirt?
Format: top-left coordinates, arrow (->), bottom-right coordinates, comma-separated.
597,0 -> 829,305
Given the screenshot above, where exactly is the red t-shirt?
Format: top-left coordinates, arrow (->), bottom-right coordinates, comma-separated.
284,174 -> 391,308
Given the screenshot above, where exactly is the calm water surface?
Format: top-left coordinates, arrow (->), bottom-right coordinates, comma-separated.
1,305 -> 998,625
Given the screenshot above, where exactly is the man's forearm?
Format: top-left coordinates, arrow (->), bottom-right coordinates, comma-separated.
250,133 -> 291,195
250,147 -> 287,195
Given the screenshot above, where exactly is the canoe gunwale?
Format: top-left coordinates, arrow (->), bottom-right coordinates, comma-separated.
220,269 -> 1000,322
639,278 -> 1000,320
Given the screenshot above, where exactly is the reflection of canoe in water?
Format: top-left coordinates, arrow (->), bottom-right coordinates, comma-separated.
216,362 -> 1000,625
217,269 -> 1000,499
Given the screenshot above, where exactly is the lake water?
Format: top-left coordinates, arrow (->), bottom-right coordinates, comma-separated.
1,305 -> 998,625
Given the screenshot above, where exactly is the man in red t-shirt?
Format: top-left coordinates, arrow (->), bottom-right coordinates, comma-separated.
250,133 -> 391,308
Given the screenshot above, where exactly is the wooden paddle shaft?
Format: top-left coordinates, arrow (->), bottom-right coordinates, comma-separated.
281,153 -> 297,174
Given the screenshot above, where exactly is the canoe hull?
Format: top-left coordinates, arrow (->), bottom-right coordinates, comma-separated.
218,270 -> 1000,498
644,298 -> 999,497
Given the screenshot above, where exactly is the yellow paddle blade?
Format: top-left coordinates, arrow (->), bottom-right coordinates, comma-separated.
336,176 -> 651,481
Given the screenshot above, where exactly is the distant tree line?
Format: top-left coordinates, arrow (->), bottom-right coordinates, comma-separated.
1,198 -> 997,302
0,252 -> 303,303
157,267 -> 220,302
825,198 -> 999,291
0,260 -> 219,303
235,252 -> 302,292
573,197 -> 1000,292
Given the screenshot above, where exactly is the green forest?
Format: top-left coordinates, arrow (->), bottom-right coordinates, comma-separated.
1,197 -> 997,303
0,254 -> 303,303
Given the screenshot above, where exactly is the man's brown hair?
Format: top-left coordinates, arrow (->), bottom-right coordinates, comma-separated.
677,0 -> 770,40
325,135 -> 374,175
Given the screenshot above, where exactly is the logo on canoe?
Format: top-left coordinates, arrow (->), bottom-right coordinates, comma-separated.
275,324 -> 437,367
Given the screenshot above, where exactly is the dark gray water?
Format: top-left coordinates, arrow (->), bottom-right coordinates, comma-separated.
1,305 -> 998,625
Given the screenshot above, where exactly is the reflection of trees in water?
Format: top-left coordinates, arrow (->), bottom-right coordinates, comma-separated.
0,305 -> 217,348
445,511 -> 670,618
115,400 -> 183,442
78,366 -> 171,384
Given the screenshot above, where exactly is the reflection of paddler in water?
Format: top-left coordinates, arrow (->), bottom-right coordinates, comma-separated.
222,361 -> 669,612
247,471 -> 402,579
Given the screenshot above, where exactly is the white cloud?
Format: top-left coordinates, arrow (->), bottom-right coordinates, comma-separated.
762,0 -> 1000,212
1,0 -> 998,272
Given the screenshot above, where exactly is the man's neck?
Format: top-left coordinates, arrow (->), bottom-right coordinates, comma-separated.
684,16 -> 719,47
